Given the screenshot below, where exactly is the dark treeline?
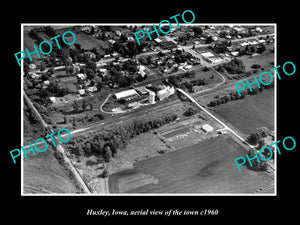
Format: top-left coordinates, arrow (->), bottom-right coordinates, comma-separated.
67,113 -> 178,162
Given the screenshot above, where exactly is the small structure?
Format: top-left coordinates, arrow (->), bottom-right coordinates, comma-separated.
154,38 -> 162,43
78,89 -> 85,95
201,124 -> 214,133
148,91 -> 156,104
231,51 -> 239,57
49,97 -> 56,103
77,73 -> 87,80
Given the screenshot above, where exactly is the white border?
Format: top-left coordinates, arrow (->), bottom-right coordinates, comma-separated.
21,23 -> 277,196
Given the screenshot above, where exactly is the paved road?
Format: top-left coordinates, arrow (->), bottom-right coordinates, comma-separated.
176,88 -> 246,143
23,93 -> 91,194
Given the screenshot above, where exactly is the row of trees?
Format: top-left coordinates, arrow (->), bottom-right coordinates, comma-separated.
168,71 -> 206,92
67,113 -> 178,162
209,82 -> 274,107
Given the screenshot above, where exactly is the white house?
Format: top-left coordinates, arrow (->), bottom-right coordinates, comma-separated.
77,73 -> 87,80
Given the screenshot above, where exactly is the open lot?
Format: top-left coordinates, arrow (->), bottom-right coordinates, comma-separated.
64,32 -> 109,50
213,88 -> 274,135
23,145 -> 81,194
108,135 -> 273,193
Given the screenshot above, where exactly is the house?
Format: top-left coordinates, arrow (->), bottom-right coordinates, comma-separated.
99,68 -> 108,76
86,86 -> 97,93
108,39 -> 116,45
154,38 -> 162,43
256,27 -> 263,33
78,89 -> 85,95
240,42 -> 249,47
84,51 -> 96,60
49,97 -> 56,103
43,80 -> 50,86
29,72 -> 40,79
135,86 -> 149,95
201,52 -> 215,58
29,63 -> 37,70
77,73 -> 87,80
113,89 -> 138,100
258,39 -> 266,45
115,30 -> 122,36
231,51 -> 239,57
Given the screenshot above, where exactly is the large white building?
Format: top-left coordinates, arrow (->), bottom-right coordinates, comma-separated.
113,89 -> 138,100
157,86 -> 175,101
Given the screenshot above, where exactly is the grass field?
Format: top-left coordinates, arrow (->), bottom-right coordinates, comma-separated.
64,33 -> 108,50
108,135 -> 274,194
214,88 -> 274,134
23,145 -> 81,194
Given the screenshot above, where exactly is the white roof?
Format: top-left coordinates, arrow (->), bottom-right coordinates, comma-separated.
202,124 -> 214,132
78,89 -> 85,95
154,38 -> 162,43
240,42 -> 249,47
77,73 -> 87,79
201,52 -> 214,58
49,97 -> 56,103
114,89 -> 138,99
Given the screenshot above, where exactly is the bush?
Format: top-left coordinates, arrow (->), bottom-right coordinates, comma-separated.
184,107 -> 197,117
251,64 -> 261,69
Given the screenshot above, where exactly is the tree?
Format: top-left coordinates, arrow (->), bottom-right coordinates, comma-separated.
192,27 -> 203,36
72,100 -> 80,113
82,99 -> 87,111
101,167 -> 109,178
184,107 -> 197,117
104,145 -> 112,162
86,68 -> 95,80
205,36 -> 213,44
247,132 -> 262,145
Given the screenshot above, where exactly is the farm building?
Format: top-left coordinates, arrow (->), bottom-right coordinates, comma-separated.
201,124 -> 214,133
157,86 -> 175,101
113,89 -> 138,100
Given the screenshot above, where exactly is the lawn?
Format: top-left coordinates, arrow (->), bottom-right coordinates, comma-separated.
214,88 -> 274,134
64,32 -> 109,50
108,135 -> 274,194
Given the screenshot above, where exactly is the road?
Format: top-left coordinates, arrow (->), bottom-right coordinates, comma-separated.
23,92 -> 92,194
176,88 -> 246,143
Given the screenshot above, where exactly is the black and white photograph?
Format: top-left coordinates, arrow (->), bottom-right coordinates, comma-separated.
21,23 -> 276,195
3,3 -> 299,224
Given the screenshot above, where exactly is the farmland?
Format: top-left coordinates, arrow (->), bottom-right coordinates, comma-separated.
23,145 -> 81,194
213,88 -> 274,135
108,135 -> 274,194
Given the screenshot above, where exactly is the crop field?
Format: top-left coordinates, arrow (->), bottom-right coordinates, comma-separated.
238,51 -> 274,73
213,88 -> 274,134
108,135 -> 274,194
162,127 -> 190,138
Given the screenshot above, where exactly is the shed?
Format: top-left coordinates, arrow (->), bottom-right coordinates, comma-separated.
201,124 -> 214,133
